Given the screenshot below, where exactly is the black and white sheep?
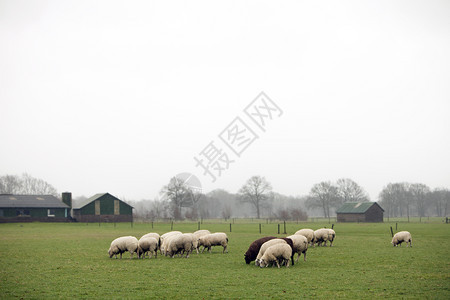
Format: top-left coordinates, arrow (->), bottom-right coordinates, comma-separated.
259,244 -> 293,268
108,236 -> 139,259
198,232 -> 228,253
392,231 -> 412,247
244,236 -> 277,264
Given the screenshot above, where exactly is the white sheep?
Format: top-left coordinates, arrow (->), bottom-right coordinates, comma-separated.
255,238 -> 287,266
313,228 -> 334,247
141,233 -> 161,250
287,235 -> 308,262
108,236 -> 139,259
198,232 -> 228,254
160,231 -> 182,255
392,231 -> 412,247
294,229 -> 315,246
259,244 -> 293,268
138,237 -> 158,259
193,230 -> 211,254
165,233 -> 194,258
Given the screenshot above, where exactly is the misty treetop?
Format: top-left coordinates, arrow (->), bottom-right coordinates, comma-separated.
0,173 -> 58,197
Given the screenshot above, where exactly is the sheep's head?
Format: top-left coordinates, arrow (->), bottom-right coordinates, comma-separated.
108,247 -> 114,258
244,254 -> 251,264
259,259 -> 267,268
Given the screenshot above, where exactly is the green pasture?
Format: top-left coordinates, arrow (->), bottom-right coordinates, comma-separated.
0,220 -> 448,299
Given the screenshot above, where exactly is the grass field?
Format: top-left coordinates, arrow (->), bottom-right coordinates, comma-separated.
0,220 -> 449,299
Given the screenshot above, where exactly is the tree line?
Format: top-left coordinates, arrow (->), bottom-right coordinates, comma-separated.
2,173 -> 449,220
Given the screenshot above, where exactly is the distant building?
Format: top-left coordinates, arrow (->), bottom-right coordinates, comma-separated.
336,202 -> 384,222
72,193 -> 133,223
0,194 -> 71,223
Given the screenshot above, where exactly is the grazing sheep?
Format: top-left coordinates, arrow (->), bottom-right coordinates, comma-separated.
244,236 -> 277,264
138,237 -> 158,259
193,230 -> 211,254
287,235 -> 308,262
160,231 -> 182,255
259,244 -> 293,268
108,236 -> 139,259
141,233 -> 161,251
198,232 -> 228,253
313,229 -> 334,247
295,229 -> 315,246
392,231 -> 412,247
165,233 -> 194,258
325,229 -> 336,247
255,239 -> 287,266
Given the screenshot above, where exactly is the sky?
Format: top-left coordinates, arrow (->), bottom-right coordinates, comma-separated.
1,0 -> 449,202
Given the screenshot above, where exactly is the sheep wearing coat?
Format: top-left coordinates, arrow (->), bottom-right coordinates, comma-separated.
294,229 -> 315,246
244,236 -> 277,264
198,232 -> 228,253
193,230 -> 211,253
287,235 -> 308,262
165,233 -> 194,258
391,231 -> 412,247
255,239 -> 287,266
313,229 -> 334,247
138,237 -> 158,259
108,236 -> 139,259
160,231 -> 182,255
259,244 -> 293,268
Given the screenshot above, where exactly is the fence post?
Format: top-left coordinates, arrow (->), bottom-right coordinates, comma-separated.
171,221 -> 173,231
395,223 -> 397,231
390,226 -> 394,237
152,221 -> 153,229
277,224 -> 280,234
198,221 -> 200,230
283,221 -> 286,234
332,224 -> 334,230
259,223 -> 261,234
230,223 -> 232,232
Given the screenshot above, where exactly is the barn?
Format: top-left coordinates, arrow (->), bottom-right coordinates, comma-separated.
72,193 -> 133,223
336,202 -> 384,222
0,194 -> 71,223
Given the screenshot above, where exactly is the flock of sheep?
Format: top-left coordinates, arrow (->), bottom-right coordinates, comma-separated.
107,229 -> 228,259
107,227 -> 412,269
244,228 -> 336,268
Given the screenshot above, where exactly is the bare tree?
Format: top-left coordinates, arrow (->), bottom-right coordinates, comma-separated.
238,176 -> 273,219
0,173 -> 58,196
336,178 -> 370,204
409,183 -> 430,217
430,188 -> 450,217
160,177 -> 192,220
306,181 -> 339,218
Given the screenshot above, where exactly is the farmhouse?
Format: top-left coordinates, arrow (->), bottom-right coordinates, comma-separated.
0,193 -> 71,223
336,202 -> 384,222
72,193 -> 133,223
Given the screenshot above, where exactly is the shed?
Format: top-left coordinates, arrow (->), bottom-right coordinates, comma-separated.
0,194 -> 70,223
336,202 -> 384,222
72,193 -> 133,223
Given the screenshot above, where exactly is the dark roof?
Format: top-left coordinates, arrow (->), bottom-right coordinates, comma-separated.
0,194 -> 69,209
336,202 -> 384,213
72,193 -> 133,209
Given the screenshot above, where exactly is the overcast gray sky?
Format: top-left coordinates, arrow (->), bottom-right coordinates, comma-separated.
1,0 -> 449,201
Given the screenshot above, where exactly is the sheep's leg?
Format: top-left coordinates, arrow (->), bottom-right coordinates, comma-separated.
276,260 -> 281,268
286,259 -> 290,268
303,251 -> 307,262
